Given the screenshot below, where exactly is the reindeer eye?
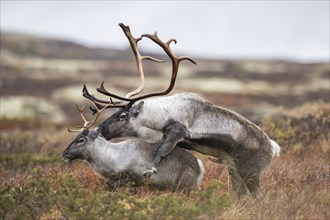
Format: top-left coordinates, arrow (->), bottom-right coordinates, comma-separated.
77,138 -> 86,144
118,113 -> 127,121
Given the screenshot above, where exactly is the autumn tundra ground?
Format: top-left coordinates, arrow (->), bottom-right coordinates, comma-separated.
0,102 -> 329,219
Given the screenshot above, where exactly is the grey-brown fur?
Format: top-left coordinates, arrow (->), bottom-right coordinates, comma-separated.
98,92 -> 280,196
62,129 -> 204,191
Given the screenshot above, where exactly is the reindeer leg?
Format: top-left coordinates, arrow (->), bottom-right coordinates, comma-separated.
245,174 -> 263,196
238,167 -> 263,196
224,157 -> 250,197
236,149 -> 270,196
143,120 -> 187,177
229,168 -> 251,197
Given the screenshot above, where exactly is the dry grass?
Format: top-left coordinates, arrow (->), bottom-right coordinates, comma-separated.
0,102 -> 329,219
219,151 -> 329,219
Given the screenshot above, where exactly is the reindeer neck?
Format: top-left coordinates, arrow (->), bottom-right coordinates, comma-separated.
86,136 -> 142,175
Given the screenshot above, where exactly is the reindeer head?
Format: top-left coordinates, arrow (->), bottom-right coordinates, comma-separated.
62,129 -> 99,162
96,101 -> 145,140
62,103 -> 102,162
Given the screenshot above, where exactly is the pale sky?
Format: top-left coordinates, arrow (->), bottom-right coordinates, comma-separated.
1,1 -> 329,62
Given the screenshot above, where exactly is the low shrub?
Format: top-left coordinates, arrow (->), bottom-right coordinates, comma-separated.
0,166 -> 231,219
261,102 -> 329,154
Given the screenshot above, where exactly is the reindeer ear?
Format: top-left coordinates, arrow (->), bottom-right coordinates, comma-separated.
136,101 -> 144,111
89,130 -> 99,139
130,101 -> 144,117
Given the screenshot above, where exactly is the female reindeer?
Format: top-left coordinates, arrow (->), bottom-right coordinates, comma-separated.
62,105 -> 204,191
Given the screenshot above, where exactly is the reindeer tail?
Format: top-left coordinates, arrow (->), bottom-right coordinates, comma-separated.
270,139 -> 281,158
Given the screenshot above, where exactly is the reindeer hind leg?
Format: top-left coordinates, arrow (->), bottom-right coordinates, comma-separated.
226,158 -> 250,197
237,167 -> 263,196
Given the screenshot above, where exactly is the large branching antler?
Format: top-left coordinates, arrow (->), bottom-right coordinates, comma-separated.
118,23 -> 165,99
84,23 -> 196,111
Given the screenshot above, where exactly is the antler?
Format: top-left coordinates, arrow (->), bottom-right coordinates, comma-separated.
84,23 -> 196,110
67,101 -> 106,132
118,23 -> 165,99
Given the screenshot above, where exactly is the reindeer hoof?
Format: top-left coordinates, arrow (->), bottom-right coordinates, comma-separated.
143,167 -> 157,177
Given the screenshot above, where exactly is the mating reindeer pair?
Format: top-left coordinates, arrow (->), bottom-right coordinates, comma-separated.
62,23 -> 280,196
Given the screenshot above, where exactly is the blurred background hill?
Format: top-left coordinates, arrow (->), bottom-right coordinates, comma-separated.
1,31 -> 329,130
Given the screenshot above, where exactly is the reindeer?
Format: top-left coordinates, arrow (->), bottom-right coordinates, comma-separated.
83,23 -> 281,196
62,104 -> 205,191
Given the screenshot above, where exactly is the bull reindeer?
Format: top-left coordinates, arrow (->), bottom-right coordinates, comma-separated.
83,23 -> 280,196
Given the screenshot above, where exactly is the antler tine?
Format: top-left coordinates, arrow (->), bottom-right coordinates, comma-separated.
83,84 -> 126,104
67,99 -> 111,133
97,23 -> 166,101
119,23 -> 166,99
119,23 -> 145,99
142,32 -> 197,65
120,31 -> 196,103
67,105 -> 89,132
89,84 -> 129,103
82,84 -> 128,116
97,82 -> 131,101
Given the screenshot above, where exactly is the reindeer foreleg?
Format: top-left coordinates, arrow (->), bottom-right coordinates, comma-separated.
143,120 -> 187,177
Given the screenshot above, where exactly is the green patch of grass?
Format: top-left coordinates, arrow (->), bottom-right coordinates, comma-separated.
0,167 -> 231,219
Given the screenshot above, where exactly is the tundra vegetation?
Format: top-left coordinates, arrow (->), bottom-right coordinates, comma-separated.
0,103 -> 329,219
1,31 -> 329,219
